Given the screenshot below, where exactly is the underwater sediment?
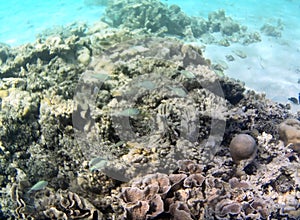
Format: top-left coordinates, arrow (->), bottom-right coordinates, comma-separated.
0,0 -> 299,219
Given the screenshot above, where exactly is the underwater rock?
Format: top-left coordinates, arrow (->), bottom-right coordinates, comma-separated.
278,118 -> 300,152
1,89 -> 39,119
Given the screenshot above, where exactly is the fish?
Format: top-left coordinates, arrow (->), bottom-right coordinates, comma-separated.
91,73 -> 110,81
27,180 -> 48,193
89,157 -> 107,171
137,80 -> 157,90
288,97 -> 298,104
167,86 -> 187,97
180,70 -> 195,79
116,108 -> 140,117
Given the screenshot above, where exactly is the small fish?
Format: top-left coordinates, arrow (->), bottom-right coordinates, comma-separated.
137,80 -> 157,90
116,108 -> 140,117
288,97 -> 299,104
91,73 -> 110,81
28,180 -> 48,194
180,70 -> 195,79
89,157 -> 107,172
167,86 -> 187,97
114,141 -> 125,148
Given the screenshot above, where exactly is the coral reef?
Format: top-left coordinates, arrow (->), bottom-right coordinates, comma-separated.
0,3 -> 299,220
102,0 -> 261,46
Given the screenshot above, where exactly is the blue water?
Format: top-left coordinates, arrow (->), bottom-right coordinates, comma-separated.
0,0 -> 299,111
0,0 -> 103,45
1,0 -> 299,46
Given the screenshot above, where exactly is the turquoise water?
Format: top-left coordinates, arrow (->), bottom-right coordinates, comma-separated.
0,0 -> 299,110
0,0 -> 103,45
1,1 -> 300,219
1,0 -> 299,47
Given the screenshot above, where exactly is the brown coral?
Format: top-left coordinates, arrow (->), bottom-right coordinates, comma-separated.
278,118 -> 300,152
119,160 -> 206,219
120,174 -> 168,219
229,134 -> 257,163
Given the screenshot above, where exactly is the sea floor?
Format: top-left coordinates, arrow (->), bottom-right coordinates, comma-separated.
203,36 -> 300,112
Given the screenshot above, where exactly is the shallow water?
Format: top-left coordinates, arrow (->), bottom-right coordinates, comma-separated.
0,0 -> 299,111
1,1 -> 300,219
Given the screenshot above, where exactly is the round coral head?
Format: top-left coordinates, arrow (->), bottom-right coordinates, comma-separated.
229,134 -> 257,163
